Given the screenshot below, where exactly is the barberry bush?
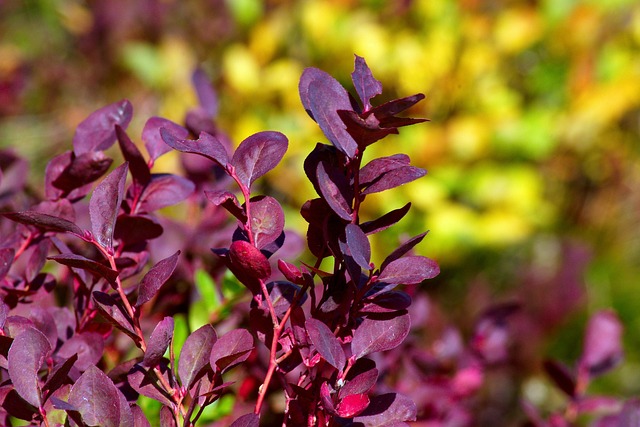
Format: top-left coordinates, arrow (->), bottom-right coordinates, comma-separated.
0,55 -> 632,427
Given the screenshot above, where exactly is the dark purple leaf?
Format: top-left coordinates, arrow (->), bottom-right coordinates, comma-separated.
338,110 -> 399,147
277,259 -> 303,284
377,256 -> 439,285
210,328 -> 254,373
42,354 -> 78,399
143,117 -> 189,162
205,190 -> 246,221
8,327 -> 51,407
352,314 -> 411,359
52,151 -> 113,193
543,359 -> 575,397
230,413 -> 260,427
48,253 -> 118,286
4,315 -> 36,338
300,68 -> 357,158
1,388 -> 38,420
360,154 -> 410,186
160,129 -> 229,167
320,381 -> 337,414
160,405 -> 177,427
353,393 -> 417,427
114,214 -> 163,245
366,93 -> 425,120
337,393 -> 370,418
316,162 -> 352,221
137,174 -> 195,213
362,166 -> 426,195
2,211 -> 82,236
68,365 -> 126,427
361,291 -> 412,314
265,281 -> 307,318
90,162 -> 128,249
351,55 -> 382,111
231,131 -> 288,188
143,317 -> 174,368
339,367 -> 378,399
249,196 -> 285,249
116,125 -> 150,186
580,310 -> 623,377
73,100 -> 133,155
28,307 -> 58,349
305,318 -> 346,371
0,247 -> 14,280
136,250 -> 180,307
131,404 -> 152,427
380,232 -> 428,271
57,332 -> 104,371
128,362 -> 173,406
0,301 -> 8,329
93,291 -> 137,340
192,68 -> 218,116
226,240 -> 272,294
345,224 -> 371,270
361,203 -> 411,235
178,324 -> 216,388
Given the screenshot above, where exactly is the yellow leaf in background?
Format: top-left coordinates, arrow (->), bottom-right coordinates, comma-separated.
223,44 -> 261,95
476,209 -> 531,246
494,7 -> 543,53
447,116 -> 489,160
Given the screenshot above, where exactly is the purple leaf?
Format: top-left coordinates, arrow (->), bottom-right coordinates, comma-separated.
320,381 -> 337,414
90,162 -> 128,249
361,291 -> 412,314
160,405 -> 177,427
0,247 -> 14,280
160,129 -> 229,167
230,413 -> 260,427
128,362 -> 173,406
136,174 -> 195,213
48,253 -> 119,286
0,300 -> 8,329
360,154 -> 410,184
114,214 -> 163,245
116,125 -> 150,186
93,291 -> 137,340
68,365 -> 126,427
231,131 -> 288,189
192,68 -> 219,116
249,196 -> 285,250
377,256 -> 439,285
316,162 -> 352,221
57,332 -> 104,371
136,250 -> 180,307
143,317 -> 174,368
143,117 -> 189,162
205,190 -> 246,222
362,166 -> 426,195
353,393 -> 417,427
52,151 -> 113,193
226,240 -> 272,294
345,224 -> 371,270
380,232 -> 428,271
366,93 -> 425,121
337,393 -> 370,418
351,55 -> 382,111
580,310 -> 623,377
42,354 -> 78,399
2,211 -> 82,236
352,314 -> 411,359
305,318 -> 346,371
300,68 -> 357,158
8,327 -> 51,407
361,203 -> 411,235
131,404 -> 152,427
73,100 -> 133,155
210,328 -> 254,373
543,359 -> 576,397
339,366 -> 378,399
178,324 -> 216,389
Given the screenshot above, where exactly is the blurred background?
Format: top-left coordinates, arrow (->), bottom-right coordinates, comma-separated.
1,0 -> 640,422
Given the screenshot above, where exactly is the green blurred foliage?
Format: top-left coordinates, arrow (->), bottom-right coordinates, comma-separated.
1,0 -> 640,416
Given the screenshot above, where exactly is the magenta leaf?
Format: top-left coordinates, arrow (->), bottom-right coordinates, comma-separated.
68,365 -> 131,427
73,100 -> 133,155
377,255 -> 439,285
361,203 -> 411,235
352,314 -> 411,359
136,250 -> 180,307
230,131 -> 288,189
136,174 -> 195,213
380,232 -> 428,271
353,392 -> 417,427
116,125 -> 150,186
143,117 -> 189,162
580,310 -> 623,377
178,324 -> 216,388
337,393 -> 370,418
351,55 -> 382,111
143,317 -> 174,368
345,224 -> 371,270
210,328 -> 254,373
8,327 -> 51,407
90,162 -> 128,249
230,413 -> 260,427
339,366 -> 378,399
249,196 -> 285,249
320,381 -> 337,414
192,68 -> 218,116
160,128 -> 229,167
48,253 -> 119,286
3,211 -> 82,236
316,162 -> 353,221
305,318 -> 346,371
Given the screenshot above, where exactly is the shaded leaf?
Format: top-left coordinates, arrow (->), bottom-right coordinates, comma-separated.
136,250 -> 180,307
230,413 -> 260,427
352,314 -> 411,359
143,317 -> 174,368
52,151 -> 113,194
137,174 -> 195,213
316,162 -> 352,221
48,253 -> 118,286
42,354 -> 78,399
178,324 -> 216,388
353,392 -> 417,427
57,332 -> 104,372
2,211 -> 82,236
377,256 -> 439,285
114,214 -> 163,245
306,318 -> 346,371
361,291 -> 412,314
352,55 -> 382,111
143,117 -> 189,162
366,93 -> 425,121
345,224 -> 371,270
8,327 -> 51,407
160,128 -> 228,167
362,166 -> 426,195
90,162 -> 128,249
93,291 -> 137,340
0,247 -> 14,280
128,362 -> 173,406
231,131 -> 288,189
73,100 -> 133,155
361,203 -> 411,235
116,125 -> 150,186
210,328 -> 254,373
380,232 -> 428,271
205,190 -> 245,222
192,68 -> 218,117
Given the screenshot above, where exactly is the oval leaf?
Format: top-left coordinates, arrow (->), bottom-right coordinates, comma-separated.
143,317 -> 174,368
137,174 -> 195,213
178,324 -> 216,389
250,196 -> 285,249
48,253 -> 119,286
210,329 -> 254,373
580,310 -> 623,377
90,162 -> 128,249
305,318 -> 346,371
160,128 -> 229,167
345,224 -> 371,270
316,162 -> 352,221
73,100 -> 133,155
8,327 -> 51,407
143,117 -> 189,162
352,55 -> 382,111
353,392 -> 417,427
3,211 -> 82,236
337,393 -> 370,418
136,250 -> 180,307
230,413 -> 260,427
231,131 -> 288,189
352,314 -> 411,359
377,256 -> 439,285
68,365 -> 123,427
